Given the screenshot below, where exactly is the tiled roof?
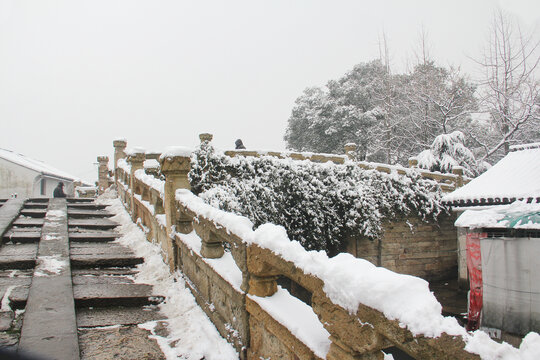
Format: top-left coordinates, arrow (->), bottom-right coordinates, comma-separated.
442,144 -> 540,207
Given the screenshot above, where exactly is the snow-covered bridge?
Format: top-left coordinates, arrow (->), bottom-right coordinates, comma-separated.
0,137 -> 539,359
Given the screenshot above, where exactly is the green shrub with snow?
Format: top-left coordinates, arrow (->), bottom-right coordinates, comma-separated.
189,142 -> 447,255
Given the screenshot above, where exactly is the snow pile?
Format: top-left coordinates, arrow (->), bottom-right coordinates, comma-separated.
134,169 -> 165,197
98,193 -> 238,360
117,158 -> 131,173
144,159 -> 160,169
455,200 -> 540,229
160,146 -> 192,159
125,147 -> 146,156
35,256 -> 67,277
443,146 -> 540,204
174,189 -> 540,359
189,142 -> 446,254
249,287 -> 331,358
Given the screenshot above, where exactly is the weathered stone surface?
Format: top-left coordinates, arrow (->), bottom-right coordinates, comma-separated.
72,268 -> 138,277
77,306 -> 164,327
69,230 -> 119,242
19,209 -> 47,218
67,209 -> 114,218
67,203 -> 108,210
72,274 -> 134,286
78,325 -> 164,360
2,231 -> 41,243
68,218 -> 118,230
71,254 -> 143,269
0,244 -> 38,269
0,310 -> 14,331
0,199 -> 24,238
12,218 -> 44,227
19,199 -> 80,360
73,283 -> 163,307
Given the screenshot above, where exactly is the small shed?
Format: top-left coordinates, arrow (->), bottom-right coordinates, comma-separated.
0,148 -> 81,198
442,143 -> 540,337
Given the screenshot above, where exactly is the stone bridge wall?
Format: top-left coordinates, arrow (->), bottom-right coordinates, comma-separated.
107,139 -> 482,360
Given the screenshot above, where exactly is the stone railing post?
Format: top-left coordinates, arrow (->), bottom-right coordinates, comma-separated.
127,149 -> 145,221
452,166 -> 464,188
113,139 -> 127,183
159,148 -> 191,270
97,156 -> 109,195
408,157 -> 418,168
344,143 -> 358,160
246,247 -> 278,297
199,133 -> 213,143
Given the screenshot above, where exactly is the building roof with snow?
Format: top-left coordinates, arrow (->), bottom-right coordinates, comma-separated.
0,148 -> 80,182
442,143 -> 540,207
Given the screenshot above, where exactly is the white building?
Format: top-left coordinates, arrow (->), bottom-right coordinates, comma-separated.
0,148 -> 82,198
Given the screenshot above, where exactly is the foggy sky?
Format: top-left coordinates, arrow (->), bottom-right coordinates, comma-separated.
0,0 -> 538,184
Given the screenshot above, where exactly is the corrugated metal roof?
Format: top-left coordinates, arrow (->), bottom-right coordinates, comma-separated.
0,148 -> 80,182
442,145 -> 540,206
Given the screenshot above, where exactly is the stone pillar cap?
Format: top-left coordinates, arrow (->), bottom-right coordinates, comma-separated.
159,146 -> 192,161
97,156 -> 109,162
113,139 -> 127,148
199,133 -> 213,143
159,146 -> 191,174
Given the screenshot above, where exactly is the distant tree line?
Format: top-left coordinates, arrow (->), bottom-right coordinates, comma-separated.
284,10 -> 539,176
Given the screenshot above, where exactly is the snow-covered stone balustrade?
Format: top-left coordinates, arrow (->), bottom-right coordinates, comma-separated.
225,141 -> 469,193
102,140 -> 531,360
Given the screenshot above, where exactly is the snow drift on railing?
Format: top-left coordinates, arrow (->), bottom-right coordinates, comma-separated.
175,188 -> 540,359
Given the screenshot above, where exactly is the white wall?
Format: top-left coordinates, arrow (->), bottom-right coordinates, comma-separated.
0,158 -> 38,198
0,159 -> 75,198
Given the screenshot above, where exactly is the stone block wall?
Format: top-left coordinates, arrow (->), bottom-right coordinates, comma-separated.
346,214 -> 457,281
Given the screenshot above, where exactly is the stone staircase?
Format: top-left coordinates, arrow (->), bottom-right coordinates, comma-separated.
0,198 -> 167,360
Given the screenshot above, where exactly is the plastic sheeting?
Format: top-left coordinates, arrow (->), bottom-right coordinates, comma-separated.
481,237 -> 540,335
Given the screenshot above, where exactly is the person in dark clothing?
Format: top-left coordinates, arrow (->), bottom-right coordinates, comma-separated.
235,139 -> 246,149
53,182 -> 67,198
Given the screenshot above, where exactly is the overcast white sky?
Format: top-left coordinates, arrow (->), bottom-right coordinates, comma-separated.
0,0 -> 538,184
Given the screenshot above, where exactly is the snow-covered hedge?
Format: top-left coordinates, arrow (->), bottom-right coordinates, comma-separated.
189,142 -> 447,254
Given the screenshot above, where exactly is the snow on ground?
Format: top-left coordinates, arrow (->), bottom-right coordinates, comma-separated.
98,193 -> 238,360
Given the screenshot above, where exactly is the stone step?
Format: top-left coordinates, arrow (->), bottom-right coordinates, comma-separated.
78,324 -> 165,360
0,244 -> 38,270
70,242 -> 134,255
73,284 -> 163,307
67,209 -> 114,218
72,268 -> 139,277
69,231 -> 119,242
76,306 -> 164,328
0,199 -> 25,238
68,218 -> 118,230
72,274 -> 135,286
71,254 -> 143,269
11,218 -> 44,228
23,203 -> 48,209
19,209 -> 47,218
2,230 -> 41,244
67,198 -> 95,203
67,203 -> 108,210
5,285 -> 29,309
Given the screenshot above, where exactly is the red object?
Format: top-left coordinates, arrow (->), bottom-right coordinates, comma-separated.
466,232 -> 487,331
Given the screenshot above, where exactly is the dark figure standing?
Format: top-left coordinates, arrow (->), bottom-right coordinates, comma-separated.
53,182 -> 67,198
235,139 -> 246,149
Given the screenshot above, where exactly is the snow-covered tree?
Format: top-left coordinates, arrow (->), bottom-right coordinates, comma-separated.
416,131 -> 488,177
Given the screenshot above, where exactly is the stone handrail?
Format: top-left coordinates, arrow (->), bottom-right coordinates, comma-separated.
105,140 -> 507,360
